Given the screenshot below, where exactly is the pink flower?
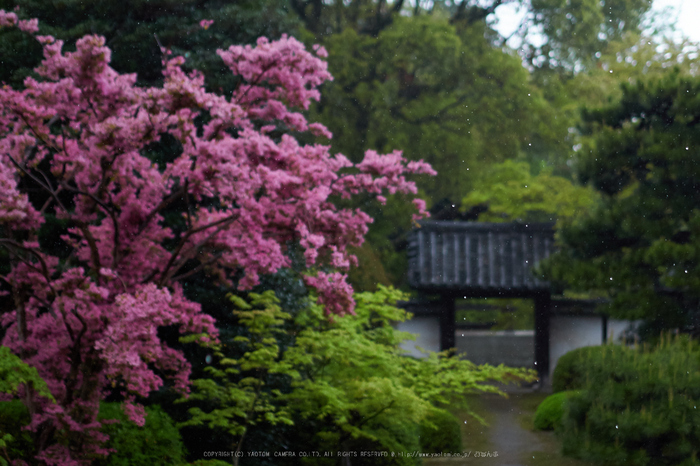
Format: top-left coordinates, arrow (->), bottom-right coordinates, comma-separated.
0,12 -> 434,463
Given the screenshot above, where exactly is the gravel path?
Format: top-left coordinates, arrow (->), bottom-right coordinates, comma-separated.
424,388 -> 591,466
481,393 -> 546,465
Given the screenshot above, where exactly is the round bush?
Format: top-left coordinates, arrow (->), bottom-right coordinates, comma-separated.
533,391 -> 582,431
96,403 -> 186,466
419,409 -> 462,454
552,346 -> 609,393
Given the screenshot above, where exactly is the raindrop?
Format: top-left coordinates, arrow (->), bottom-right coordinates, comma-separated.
610,277 -> 613,281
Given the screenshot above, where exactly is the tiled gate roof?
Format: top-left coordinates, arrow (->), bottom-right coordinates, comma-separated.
407,221 -> 555,294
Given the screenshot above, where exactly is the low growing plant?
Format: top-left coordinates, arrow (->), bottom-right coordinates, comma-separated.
533,390 -> 582,431
559,335 -> 700,465
551,345 -> 609,393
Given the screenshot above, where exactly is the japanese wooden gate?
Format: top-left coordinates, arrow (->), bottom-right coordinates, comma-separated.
406,221 -> 555,377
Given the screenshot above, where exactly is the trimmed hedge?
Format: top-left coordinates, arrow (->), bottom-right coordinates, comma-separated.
559,336 -> 700,466
96,403 -> 186,466
419,409 -> 462,453
533,391 -> 581,431
551,345 -> 609,393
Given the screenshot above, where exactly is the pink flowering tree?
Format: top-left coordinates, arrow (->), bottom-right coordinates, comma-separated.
0,11 -> 434,466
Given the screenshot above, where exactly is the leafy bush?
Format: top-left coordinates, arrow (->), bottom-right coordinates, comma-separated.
95,403 -> 186,466
559,336 -> 700,465
0,401 -> 188,466
181,286 -> 536,460
0,401 -> 33,461
533,391 -> 581,431
551,345 -> 609,393
419,409 -> 462,453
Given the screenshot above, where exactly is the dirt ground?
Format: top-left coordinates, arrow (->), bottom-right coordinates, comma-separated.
423,388 -> 594,466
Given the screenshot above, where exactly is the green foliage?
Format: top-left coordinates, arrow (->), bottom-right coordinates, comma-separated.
178,290 -> 296,456
533,390 -> 582,431
96,403 -> 186,466
559,336 -> 700,465
0,346 -> 54,464
1,0 -> 299,88
181,286 -> 536,458
542,72 -> 700,334
456,298 -> 534,331
0,400 -> 186,465
552,345 -> 610,393
314,15 -> 570,285
418,409 -> 462,454
0,346 -> 54,401
318,17 -> 563,202
529,0 -> 652,69
462,160 -> 598,224
0,401 -> 32,464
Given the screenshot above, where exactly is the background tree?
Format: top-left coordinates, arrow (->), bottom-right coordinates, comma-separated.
462,159 -> 598,224
541,71 -> 700,337
310,15 -> 569,287
288,0 -> 656,288
0,0 -> 299,89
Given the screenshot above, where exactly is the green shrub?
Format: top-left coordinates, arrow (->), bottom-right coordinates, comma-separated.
419,409 -> 462,453
533,391 -> 581,431
96,403 -> 186,466
559,336 -> 700,466
0,400 -> 33,460
0,401 -> 187,465
551,345 -> 609,393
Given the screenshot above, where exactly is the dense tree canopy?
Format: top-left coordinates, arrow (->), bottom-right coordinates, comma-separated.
0,0 -> 298,89
542,71 -> 700,336
462,159 -> 598,223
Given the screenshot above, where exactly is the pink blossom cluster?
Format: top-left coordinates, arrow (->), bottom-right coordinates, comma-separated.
0,13 -> 433,465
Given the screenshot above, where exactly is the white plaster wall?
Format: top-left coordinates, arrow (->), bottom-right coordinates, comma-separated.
607,319 -> 635,342
397,317 -> 441,358
549,315 -> 603,377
